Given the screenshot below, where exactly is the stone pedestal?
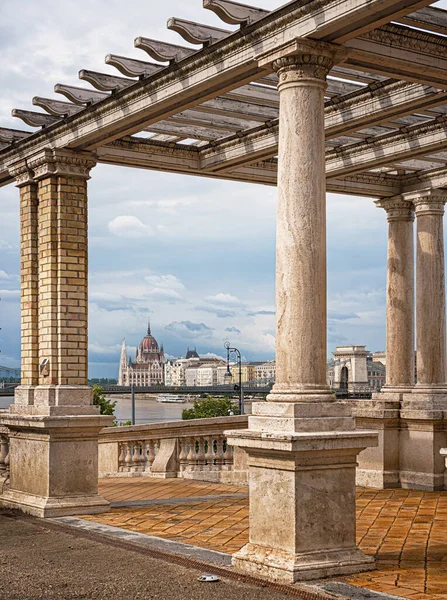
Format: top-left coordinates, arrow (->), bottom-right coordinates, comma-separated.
0,413 -> 113,517
227,402 -> 377,583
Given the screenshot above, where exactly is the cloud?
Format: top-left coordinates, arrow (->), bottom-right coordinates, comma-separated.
144,288 -> 184,303
328,310 -> 360,321
204,293 -> 243,307
225,327 -> 241,334
194,305 -> 236,318
247,310 -> 275,316
108,216 -> 154,238
0,289 -> 20,299
0,270 -> 11,280
165,321 -> 213,338
145,274 -> 185,291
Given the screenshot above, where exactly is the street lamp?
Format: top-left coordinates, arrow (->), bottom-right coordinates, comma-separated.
224,341 -> 244,415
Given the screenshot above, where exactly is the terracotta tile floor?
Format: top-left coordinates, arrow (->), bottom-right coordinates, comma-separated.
82,480 -> 447,599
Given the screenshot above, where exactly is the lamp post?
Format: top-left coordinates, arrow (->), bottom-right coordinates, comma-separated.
224,341 -> 244,415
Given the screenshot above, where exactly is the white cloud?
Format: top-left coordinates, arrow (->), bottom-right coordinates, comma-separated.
204,293 -> 243,307
0,270 -> 11,280
144,288 -> 184,302
108,216 -> 154,238
145,274 -> 185,291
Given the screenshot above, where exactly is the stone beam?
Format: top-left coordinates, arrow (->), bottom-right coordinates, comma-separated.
0,0 -> 442,160
398,6 -> 447,36
199,81 -> 447,172
326,118 -> 447,178
401,167 -> 447,195
346,24 -> 447,88
93,137 -> 401,197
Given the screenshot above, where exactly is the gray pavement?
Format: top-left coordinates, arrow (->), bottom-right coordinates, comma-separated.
0,510 -> 312,600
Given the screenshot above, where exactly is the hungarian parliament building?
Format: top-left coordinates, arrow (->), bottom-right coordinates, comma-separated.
118,323 -> 386,392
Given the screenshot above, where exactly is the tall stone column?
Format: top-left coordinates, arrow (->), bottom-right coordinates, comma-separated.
399,191 -> 447,490
1,149 -> 113,517
355,198 -> 414,489
227,41 -> 377,583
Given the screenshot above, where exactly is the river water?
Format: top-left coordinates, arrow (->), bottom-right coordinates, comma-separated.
0,395 -> 193,424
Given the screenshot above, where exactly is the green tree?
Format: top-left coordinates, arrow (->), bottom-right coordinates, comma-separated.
92,385 -> 117,416
182,396 -> 239,420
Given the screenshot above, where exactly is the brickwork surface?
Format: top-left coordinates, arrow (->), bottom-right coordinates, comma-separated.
85,480 -> 447,599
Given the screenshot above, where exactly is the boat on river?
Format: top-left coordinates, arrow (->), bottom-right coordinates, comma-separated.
156,394 -> 187,403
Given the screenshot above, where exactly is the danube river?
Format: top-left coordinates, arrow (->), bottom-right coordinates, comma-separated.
0,396 -> 193,424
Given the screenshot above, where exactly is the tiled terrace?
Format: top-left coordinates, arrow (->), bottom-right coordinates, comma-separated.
81,479 -> 447,600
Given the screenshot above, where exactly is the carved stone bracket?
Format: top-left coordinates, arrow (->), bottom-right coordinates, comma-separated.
375,196 -> 414,222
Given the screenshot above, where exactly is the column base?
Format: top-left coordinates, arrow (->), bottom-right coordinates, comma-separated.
0,489 -> 110,518
232,544 -> 375,583
0,413 -> 114,518
399,390 -> 447,491
352,395 -> 401,489
226,426 -> 377,582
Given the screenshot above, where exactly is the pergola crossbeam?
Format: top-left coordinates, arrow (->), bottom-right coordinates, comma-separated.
134,37 -> 196,63
54,84 -> 109,105
398,6 -> 447,35
11,109 -> 61,128
167,17 -> 232,46
0,128 -> 32,143
78,70 -> 136,92
105,54 -> 164,78
203,0 -> 269,26
32,97 -> 84,117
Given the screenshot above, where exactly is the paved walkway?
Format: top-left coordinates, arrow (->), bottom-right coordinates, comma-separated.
84,479 -> 447,600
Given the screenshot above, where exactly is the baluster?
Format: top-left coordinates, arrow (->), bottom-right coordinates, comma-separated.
124,442 -> 132,472
214,436 -> 224,469
196,437 -> 206,471
146,440 -> 156,471
204,436 -> 213,471
118,442 -> 125,473
223,438 -> 234,471
186,437 -> 195,471
179,438 -> 188,472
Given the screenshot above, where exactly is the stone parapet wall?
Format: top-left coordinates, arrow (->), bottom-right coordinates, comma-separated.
98,415 -> 249,485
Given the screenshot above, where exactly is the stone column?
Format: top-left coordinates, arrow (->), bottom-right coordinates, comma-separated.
354,198 -> 414,489
227,41 -> 377,583
1,149 -> 113,518
398,191 -> 447,490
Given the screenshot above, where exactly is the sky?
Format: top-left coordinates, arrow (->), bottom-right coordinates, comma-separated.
0,0 -> 446,378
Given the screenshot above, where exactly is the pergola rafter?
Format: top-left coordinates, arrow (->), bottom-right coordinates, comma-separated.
1,0 -> 446,192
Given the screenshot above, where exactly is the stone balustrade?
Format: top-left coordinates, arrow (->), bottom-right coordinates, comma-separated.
0,424 -> 10,483
99,415 -> 249,485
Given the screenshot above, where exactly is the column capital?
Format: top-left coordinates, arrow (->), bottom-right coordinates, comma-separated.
6,159 -> 35,188
27,148 -> 97,181
259,39 -> 349,87
405,190 -> 447,216
375,196 -> 414,222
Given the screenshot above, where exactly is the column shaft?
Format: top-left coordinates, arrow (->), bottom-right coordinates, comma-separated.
377,199 -> 415,390
414,196 -> 447,386
272,55 -> 332,400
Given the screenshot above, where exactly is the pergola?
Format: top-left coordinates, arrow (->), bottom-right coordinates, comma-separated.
1,0 -> 447,584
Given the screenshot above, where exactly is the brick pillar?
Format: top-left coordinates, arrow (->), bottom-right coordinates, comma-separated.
1,149 -> 113,518
29,149 -> 97,413
7,162 -> 39,406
